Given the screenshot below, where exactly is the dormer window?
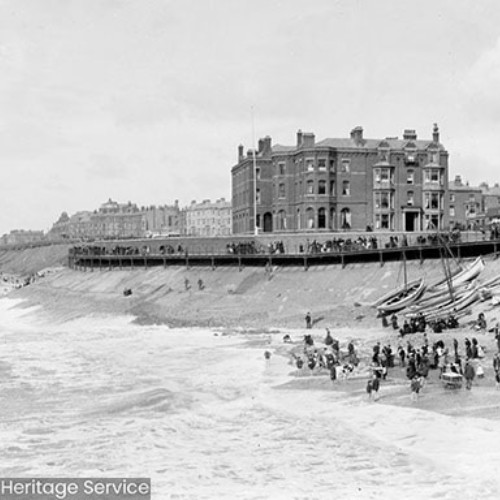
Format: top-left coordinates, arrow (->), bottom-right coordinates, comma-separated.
405,153 -> 416,164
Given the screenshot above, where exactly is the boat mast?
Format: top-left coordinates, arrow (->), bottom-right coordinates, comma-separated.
439,246 -> 455,302
403,249 -> 408,291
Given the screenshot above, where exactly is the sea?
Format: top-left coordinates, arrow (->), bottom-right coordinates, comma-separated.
0,297 -> 500,499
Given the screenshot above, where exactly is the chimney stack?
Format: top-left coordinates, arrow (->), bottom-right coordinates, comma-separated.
297,129 -> 303,147
238,144 -> 244,161
403,129 -> 417,141
302,132 -> 315,148
263,135 -> 272,155
454,175 -> 462,186
350,126 -> 364,145
433,123 -> 440,143
258,138 -> 264,153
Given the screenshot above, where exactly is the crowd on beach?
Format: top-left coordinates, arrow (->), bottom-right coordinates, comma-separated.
284,309 -> 500,402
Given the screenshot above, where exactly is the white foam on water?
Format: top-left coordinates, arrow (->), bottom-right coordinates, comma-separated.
0,298 -> 499,498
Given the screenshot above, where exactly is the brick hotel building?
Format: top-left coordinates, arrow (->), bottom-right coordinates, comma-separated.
231,124 -> 449,234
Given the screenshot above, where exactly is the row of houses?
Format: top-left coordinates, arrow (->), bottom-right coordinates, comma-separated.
230,124 -> 500,234
0,198 -> 232,245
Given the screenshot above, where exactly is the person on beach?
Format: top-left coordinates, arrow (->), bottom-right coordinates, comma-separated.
305,312 -> 312,329
371,376 -> 380,401
398,345 -> 406,367
366,379 -> 373,401
324,328 -> 333,346
464,361 -> 475,390
184,278 -> 190,291
410,376 -> 421,402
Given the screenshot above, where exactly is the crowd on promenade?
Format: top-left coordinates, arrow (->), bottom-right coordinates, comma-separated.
70,228 -> 499,259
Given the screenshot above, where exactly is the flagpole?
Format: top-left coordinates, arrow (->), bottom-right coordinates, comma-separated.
251,106 -> 258,236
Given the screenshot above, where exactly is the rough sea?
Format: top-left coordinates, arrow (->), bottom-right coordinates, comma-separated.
1,297 -> 500,499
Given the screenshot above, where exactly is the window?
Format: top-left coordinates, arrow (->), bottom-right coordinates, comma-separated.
375,192 -> 393,210
407,170 -> 414,185
381,193 -> 389,209
406,153 -> 416,164
318,180 -> 326,195
425,192 -> 440,210
381,213 -> 390,229
329,159 -> 335,171
380,168 -> 391,182
341,159 -> 350,173
469,194 -> 476,202
278,163 -> 285,175
306,180 -> 314,195
450,194 -> 455,203
342,181 -> 350,196
318,208 -> 326,229
430,152 -> 438,164
330,180 -> 335,196
340,208 -> 351,229
425,169 -> 440,183
306,159 -> 314,172
407,191 -> 414,206
374,168 -> 381,183
318,159 -> 326,171
306,208 -> 314,228
450,206 -> 455,217
256,167 -> 261,180
278,183 -> 285,198
256,189 -> 261,204
276,210 -> 287,230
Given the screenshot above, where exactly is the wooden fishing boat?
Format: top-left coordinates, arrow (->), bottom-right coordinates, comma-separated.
422,287 -> 482,321
376,278 -> 426,314
430,256 -> 485,291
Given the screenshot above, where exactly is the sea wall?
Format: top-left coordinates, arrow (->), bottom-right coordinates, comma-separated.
3,244 -> 500,329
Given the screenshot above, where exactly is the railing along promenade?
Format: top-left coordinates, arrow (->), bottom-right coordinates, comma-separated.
68,230 -> 500,271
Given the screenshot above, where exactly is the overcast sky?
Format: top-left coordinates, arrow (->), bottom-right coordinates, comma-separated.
1,0 -> 500,235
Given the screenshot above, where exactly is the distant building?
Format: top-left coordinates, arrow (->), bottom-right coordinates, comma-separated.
143,201 -> 181,236
184,198 -> 232,237
0,229 -> 45,246
231,124 -> 449,233
448,175 -> 483,229
48,199 -> 184,240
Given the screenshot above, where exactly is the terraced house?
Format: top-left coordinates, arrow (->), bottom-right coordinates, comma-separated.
231,124 -> 449,234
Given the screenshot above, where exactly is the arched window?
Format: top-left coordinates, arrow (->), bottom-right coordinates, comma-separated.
318,208 -> 326,229
278,210 -> 287,230
341,208 -> 351,229
296,208 -> 301,230
306,207 -> 315,229
329,208 -> 336,230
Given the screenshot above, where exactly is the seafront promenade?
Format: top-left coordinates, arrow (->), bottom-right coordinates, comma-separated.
68,230 -> 500,271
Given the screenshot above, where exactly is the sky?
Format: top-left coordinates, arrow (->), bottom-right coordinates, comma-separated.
2,0 -> 500,235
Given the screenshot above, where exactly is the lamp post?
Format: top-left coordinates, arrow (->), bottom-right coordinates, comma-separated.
251,106 -> 258,236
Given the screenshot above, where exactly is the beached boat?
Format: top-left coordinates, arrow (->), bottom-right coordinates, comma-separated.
430,256 -> 485,291
376,278 -> 426,314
